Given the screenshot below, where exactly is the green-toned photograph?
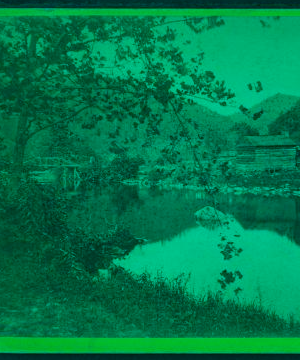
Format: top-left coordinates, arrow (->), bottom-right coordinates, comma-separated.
1,13 -> 300,340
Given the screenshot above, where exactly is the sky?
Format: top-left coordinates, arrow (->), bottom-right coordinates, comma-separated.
193,16 -> 300,114
93,16 -> 300,116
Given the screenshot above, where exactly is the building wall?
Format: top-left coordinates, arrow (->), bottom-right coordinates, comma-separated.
236,146 -> 296,171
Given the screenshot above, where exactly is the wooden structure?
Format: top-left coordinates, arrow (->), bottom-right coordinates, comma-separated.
236,135 -> 297,172
28,157 -> 83,190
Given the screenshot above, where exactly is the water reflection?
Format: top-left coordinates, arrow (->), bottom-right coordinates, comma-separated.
71,185 -> 300,246
221,194 -> 300,246
70,186 -> 300,318
109,185 -> 144,217
116,216 -> 300,320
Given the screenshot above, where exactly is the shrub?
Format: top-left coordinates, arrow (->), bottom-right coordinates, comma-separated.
69,224 -> 142,274
12,178 -> 68,238
80,159 -> 107,185
109,154 -> 145,182
148,167 -> 168,185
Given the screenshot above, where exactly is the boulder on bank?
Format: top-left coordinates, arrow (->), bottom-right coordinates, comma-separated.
194,206 -> 228,229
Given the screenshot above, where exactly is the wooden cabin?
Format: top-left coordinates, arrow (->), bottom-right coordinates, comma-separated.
236,135 -> 297,172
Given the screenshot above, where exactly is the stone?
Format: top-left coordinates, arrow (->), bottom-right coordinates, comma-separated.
194,206 -> 229,229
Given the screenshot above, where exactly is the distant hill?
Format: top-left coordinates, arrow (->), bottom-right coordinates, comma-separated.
3,92 -> 293,167
227,93 -> 300,135
1,92 -> 299,169
70,93 -> 300,164
181,93 -> 300,136
268,98 -> 300,141
181,102 -> 230,131
71,100 -> 232,164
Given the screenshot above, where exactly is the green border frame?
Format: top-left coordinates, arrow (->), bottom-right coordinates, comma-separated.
2,338 -> 300,353
1,7 -> 300,353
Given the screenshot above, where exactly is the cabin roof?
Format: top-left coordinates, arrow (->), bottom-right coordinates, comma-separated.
238,135 -> 297,148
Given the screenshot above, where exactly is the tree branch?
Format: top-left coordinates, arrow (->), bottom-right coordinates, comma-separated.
169,100 -> 202,170
27,104 -> 100,140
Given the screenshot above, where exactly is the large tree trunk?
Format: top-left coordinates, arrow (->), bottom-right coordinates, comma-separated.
8,31 -> 37,197
10,113 -> 28,193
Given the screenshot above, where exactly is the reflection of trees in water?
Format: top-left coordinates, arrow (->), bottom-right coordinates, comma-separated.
293,197 -> 300,245
71,185 -> 144,232
116,188 -> 208,241
109,185 -> 144,217
217,193 -> 300,246
70,186 -> 300,246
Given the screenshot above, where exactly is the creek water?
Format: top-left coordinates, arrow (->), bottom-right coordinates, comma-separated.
70,184 -> 300,319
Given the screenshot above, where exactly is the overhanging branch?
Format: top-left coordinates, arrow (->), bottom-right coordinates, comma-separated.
27,104 -> 101,140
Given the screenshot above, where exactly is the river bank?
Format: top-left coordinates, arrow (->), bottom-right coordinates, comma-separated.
10,158 -> 300,198
1,233 -> 299,337
1,184 -> 300,337
122,178 -> 300,198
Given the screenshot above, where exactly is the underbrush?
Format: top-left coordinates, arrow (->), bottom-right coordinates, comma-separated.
90,270 -> 300,337
1,228 -> 299,337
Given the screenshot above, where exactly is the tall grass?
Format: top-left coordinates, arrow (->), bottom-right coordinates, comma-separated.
1,231 -> 300,337
88,268 -> 300,337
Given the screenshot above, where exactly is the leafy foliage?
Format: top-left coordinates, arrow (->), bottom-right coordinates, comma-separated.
148,167 -> 170,185
0,16 -> 237,186
48,122 -> 95,160
80,158 -> 107,185
14,178 -> 68,238
69,224 -> 142,274
218,270 -> 243,290
2,174 -> 142,277
109,154 -> 145,182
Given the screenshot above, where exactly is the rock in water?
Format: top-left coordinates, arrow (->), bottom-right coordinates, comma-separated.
195,206 -> 226,221
194,206 -> 227,229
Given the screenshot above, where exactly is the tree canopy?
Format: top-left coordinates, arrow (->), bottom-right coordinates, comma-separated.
0,15 -> 237,185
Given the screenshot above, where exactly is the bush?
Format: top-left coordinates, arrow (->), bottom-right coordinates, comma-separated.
11,178 -> 68,238
148,167 -> 168,185
80,158 -> 107,185
69,224 -> 142,274
109,154 -> 145,182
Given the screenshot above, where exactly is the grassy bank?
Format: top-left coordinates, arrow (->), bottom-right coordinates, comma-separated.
1,232 -> 300,337
91,270 -> 300,337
